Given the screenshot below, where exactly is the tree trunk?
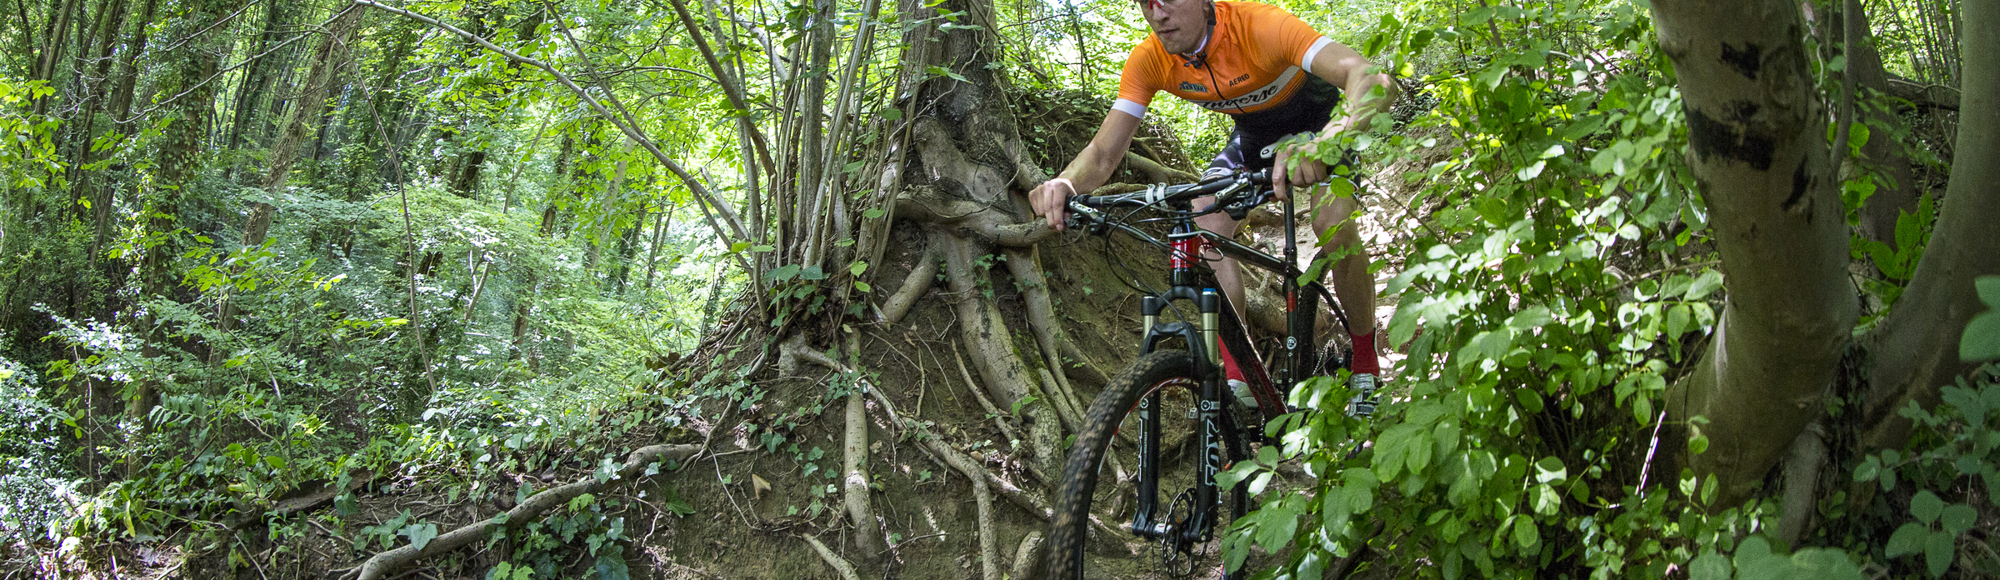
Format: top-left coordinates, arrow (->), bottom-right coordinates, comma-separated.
883,0 -> 1064,475
1652,0 -> 1860,503
1839,1 -> 1920,252
1860,1 -> 2000,450
226,0 -> 292,155
264,5 -> 362,192
133,0 -> 235,422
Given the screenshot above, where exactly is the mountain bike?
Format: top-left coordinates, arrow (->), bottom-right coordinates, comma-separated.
1042,169 -> 1370,579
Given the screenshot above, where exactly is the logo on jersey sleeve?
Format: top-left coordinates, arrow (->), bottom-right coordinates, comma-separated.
1192,66 -> 1302,113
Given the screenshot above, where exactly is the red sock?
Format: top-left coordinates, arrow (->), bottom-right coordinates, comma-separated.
1220,343 -> 1246,383
1351,331 -> 1380,375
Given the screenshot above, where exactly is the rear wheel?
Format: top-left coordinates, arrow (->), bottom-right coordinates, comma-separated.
1044,350 -> 1251,579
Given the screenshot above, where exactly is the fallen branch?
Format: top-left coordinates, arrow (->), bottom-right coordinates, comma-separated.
349,444 -> 699,580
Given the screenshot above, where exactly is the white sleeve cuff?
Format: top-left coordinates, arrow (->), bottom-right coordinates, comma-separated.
1302,37 -> 1334,73
1111,98 -> 1148,119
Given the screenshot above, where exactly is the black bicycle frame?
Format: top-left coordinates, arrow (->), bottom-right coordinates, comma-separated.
1123,195 -> 1346,544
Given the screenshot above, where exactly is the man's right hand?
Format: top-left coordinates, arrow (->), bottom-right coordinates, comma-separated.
1031,177 -> 1078,231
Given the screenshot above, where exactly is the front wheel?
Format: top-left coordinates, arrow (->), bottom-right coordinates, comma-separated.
1043,350 -> 1250,579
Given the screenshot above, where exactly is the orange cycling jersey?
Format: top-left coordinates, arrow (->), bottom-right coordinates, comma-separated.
1114,1 -> 1342,137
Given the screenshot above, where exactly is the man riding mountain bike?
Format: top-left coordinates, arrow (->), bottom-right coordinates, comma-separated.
1028,0 -> 1399,412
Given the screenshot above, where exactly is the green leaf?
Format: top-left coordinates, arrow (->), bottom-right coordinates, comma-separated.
401,523 -> 439,551
1911,489 -> 1943,524
863,208 -> 885,219
1887,523 -> 1926,557
1853,456 -> 1883,483
1686,269 -> 1724,301
1533,457 -> 1566,483
1515,160 -> 1546,181
1960,276 -> 2000,361
1510,517 -> 1539,550
1688,551 -> 1731,580
849,260 -> 868,277
1924,529 -> 1955,577
1940,503 -> 1976,536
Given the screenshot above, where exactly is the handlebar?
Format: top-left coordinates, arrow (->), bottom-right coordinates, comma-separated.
1064,169 -> 1274,231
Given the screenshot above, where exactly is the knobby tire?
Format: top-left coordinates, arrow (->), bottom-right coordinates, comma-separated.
1043,350 -> 1251,580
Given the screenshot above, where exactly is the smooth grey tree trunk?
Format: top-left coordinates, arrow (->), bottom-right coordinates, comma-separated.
1652,0 -> 1861,503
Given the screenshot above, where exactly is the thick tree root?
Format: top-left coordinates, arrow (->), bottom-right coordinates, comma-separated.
803,535 -> 862,580
880,242 -> 942,325
843,389 -> 881,555
1003,246 -> 1089,434
938,234 -> 1064,474
1009,531 -> 1044,580
782,334 -> 884,555
1776,422 -> 1826,547
951,344 -> 1027,449
348,444 -> 699,580
841,335 -> 883,556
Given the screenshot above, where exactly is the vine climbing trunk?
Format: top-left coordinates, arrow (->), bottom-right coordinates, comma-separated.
133,0 -> 235,425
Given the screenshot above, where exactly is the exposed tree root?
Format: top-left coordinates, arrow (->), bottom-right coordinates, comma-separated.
790,344 -> 996,580
1776,422 -> 1827,547
266,469 -> 375,519
843,387 -> 881,555
1003,246 -> 1090,433
879,242 -> 942,325
840,335 -> 883,557
952,343 -> 1027,448
802,535 -> 862,580
1122,151 -> 1197,183
938,233 -> 1064,474
348,444 -> 700,580
1009,531 -> 1044,580
780,334 -> 884,556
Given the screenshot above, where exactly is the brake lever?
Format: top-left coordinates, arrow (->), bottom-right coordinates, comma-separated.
1224,189 -> 1272,221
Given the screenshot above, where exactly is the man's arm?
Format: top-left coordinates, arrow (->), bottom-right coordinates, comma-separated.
1031,110 -> 1144,230
1272,42 -> 1399,198
1313,42 -> 1398,135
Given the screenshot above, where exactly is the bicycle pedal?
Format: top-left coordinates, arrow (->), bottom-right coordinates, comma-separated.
1345,373 -> 1379,418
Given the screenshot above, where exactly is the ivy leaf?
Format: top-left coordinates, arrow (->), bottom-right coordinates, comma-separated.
401,523 -> 439,551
